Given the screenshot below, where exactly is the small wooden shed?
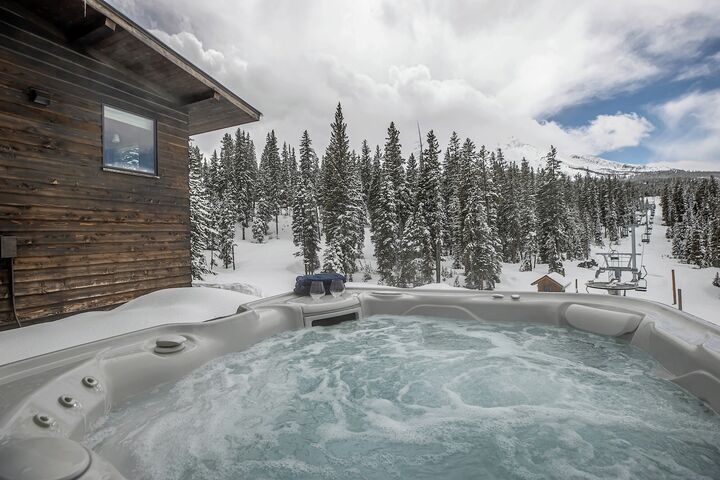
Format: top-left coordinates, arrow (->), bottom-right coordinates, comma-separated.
531,273 -> 570,293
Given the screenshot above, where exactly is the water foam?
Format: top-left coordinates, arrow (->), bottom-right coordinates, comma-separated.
84,315 -> 720,479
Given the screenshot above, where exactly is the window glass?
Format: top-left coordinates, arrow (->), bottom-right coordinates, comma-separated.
102,105 -> 156,175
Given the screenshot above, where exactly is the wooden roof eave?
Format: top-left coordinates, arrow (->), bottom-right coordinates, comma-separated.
84,0 -> 261,133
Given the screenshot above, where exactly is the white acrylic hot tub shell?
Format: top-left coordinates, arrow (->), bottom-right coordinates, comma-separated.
0,287 -> 718,480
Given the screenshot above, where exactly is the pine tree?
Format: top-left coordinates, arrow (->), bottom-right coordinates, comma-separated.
371,168 -> 399,284
441,132 -> 461,258
672,181 -> 685,225
359,140 -> 373,206
211,134 -> 239,268
396,210 -> 423,288
291,131 -> 321,273
188,144 -> 213,279
537,146 -> 566,276
451,138 -> 476,269
206,149 -> 219,197
518,157 -> 538,271
415,130 -> 442,283
405,152 -> 418,202
367,145 -> 383,229
347,151 -> 367,259
322,238 -> 344,273
253,180 -> 272,244
499,161 -> 523,262
493,149 -> 512,260
710,218 -> 720,267
476,146 -> 502,284
259,131 -> 282,236
321,103 -> 360,276
672,222 -> 686,259
463,179 -> 501,290
219,132 -> 236,203
384,122 -> 408,230
448,195 -> 462,268
206,149 -> 221,268
232,129 -> 254,240
287,147 -> 299,208
322,103 -> 351,236
685,216 -> 706,267
606,199 -> 620,244
217,195 -> 236,268
298,131 -> 316,187
278,142 -> 292,214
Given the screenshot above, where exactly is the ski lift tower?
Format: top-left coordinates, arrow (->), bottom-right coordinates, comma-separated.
586,222 -> 647,295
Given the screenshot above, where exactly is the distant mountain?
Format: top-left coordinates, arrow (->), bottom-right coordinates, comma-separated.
499,140 -> 667,177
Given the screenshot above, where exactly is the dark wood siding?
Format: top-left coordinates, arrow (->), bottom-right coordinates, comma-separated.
0,11 -> 191,329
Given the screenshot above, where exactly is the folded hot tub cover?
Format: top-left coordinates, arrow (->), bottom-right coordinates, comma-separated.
294,273 -> 346,296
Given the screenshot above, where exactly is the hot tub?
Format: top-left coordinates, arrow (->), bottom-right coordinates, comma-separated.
0,288 -> 719,479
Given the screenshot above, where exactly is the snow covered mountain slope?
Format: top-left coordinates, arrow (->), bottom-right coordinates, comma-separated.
499,140 -> 665,177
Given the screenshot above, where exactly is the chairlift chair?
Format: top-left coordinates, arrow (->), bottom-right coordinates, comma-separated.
641,232 -> 650,243
635,266 -> 648,292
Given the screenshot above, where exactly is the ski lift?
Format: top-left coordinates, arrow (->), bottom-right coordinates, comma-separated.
635,266 -> 648,292
587,225 -> 647,296
641,232 -> 650,243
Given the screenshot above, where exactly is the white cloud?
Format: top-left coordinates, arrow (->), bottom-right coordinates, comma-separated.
109,0 -> 720,166
644,159 -> 720,172
674,52 -> 720,82
646,90 -> 720,169
149,30 -> 246,78
566,113 -> 654,152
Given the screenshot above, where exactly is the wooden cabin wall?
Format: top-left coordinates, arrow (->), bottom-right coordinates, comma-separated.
0,12 -> 192,329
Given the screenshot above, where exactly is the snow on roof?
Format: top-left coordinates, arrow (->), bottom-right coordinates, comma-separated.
532,272 -> 571,288
0,287 -> 258,366
546,272 -> 570,286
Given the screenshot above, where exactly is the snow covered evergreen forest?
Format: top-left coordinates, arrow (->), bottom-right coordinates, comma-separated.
660,180 -> 720,269
188,103 -> 720,299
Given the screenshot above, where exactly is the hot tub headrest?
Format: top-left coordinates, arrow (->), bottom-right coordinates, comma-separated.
564,304 -> 643,337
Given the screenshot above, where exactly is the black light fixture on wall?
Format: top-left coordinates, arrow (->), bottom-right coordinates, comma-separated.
27,88 -> 51,106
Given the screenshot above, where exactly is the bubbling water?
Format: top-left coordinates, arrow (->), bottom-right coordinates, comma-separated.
85,315 -> 720,480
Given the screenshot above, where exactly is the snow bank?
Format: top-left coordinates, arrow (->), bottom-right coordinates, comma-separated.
0,287 -> 258,366
346,282 -> 467,291
414,283 -> 467,290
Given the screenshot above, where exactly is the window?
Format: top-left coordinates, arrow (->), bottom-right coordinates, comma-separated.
102,105 -> 157,175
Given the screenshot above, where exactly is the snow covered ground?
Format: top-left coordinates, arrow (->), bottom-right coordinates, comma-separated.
199,206 -> 720,325
0,288 -> 258,365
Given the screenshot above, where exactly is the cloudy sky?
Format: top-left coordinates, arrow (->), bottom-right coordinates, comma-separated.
112,0 -> 720,170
